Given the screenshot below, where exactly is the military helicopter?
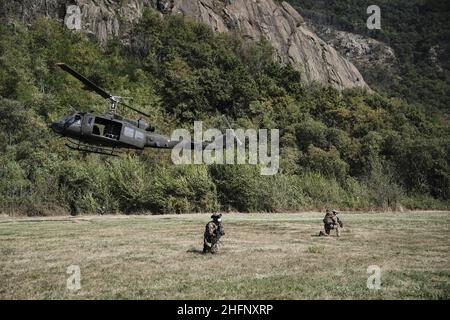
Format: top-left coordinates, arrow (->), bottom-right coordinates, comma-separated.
50,63 -> 188,156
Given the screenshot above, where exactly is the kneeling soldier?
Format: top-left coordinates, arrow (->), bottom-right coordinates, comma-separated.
319,209 -> 343,237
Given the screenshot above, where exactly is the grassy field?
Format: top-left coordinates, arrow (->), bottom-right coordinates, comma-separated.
0,211 -> 449,299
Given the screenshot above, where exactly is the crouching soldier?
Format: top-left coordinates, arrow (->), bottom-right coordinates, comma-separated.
203,213 -> 225,254
319,209 -> 343,237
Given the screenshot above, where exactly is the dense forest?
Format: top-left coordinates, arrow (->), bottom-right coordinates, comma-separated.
0,9 -> 448,215
287,0 -> 450,113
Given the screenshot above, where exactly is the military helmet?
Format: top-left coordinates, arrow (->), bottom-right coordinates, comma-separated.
326,209 -> 331,214
211,213 -> 222,219
332,209 -> 340,214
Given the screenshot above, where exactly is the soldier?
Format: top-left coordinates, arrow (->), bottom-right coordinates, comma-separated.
319,209 -> 343,237
203,213 -> 225,254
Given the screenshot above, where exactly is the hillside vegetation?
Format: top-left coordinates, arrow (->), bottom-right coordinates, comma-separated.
0,10 -> 448,215
287,0 -> 450,113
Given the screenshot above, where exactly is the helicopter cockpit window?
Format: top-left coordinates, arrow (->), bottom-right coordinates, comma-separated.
62,114 -> 73,124
73,115 -> 81,126
62,113 -> 79,128
93,117 -> 122,141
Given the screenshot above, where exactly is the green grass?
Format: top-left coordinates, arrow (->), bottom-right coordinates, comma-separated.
0,212 -> 449,299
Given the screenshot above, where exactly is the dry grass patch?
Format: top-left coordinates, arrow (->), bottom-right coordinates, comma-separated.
0,212 -> 449,299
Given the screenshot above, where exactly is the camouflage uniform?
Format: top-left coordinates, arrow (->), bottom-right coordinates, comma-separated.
203,213 -> 225,254
320,209 -> 343,237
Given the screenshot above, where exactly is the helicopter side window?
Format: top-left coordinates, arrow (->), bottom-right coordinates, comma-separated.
123,127 -> 135,138
93,117 -> 122,141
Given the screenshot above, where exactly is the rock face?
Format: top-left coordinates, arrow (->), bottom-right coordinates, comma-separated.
0,0 -> 149,46
169,0 -> 368,90
312,26 -> 397,71
0,0 -> 369,90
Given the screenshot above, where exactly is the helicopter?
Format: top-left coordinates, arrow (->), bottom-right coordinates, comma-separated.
50,63 -> 193,156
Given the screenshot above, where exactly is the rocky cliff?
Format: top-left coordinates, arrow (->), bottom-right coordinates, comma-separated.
0,0 -> 369,90
315,27 -> 397,69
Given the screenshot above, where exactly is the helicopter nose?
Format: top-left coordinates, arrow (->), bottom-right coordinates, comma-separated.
49,121 -> 63,133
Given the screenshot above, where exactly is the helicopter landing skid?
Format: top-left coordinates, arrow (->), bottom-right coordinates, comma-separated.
65,139 -> 120,157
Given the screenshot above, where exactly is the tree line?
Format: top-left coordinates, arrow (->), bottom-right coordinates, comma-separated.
0,10 -> 448,215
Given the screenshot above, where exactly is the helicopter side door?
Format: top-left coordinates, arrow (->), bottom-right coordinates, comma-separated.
82,114 -> 94,136
120,125 -> 146,149
90,117 -> 122,140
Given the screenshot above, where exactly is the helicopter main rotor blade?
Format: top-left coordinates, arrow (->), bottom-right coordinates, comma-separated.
120,101 -> 151,118
57,63 -> 112,100
57,63 -> 151,118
